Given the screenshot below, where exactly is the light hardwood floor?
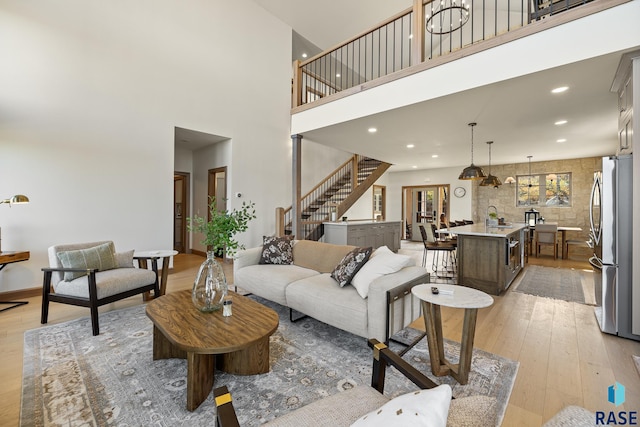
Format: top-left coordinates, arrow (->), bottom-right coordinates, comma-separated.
1,252 -> 638,426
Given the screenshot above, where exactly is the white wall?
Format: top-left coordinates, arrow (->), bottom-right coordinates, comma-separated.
0,0 -> 292,292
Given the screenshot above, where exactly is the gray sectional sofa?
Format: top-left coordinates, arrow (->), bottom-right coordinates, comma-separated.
233,239 -> 430,341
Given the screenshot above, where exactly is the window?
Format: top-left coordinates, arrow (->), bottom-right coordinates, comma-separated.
516,172 -> 571,207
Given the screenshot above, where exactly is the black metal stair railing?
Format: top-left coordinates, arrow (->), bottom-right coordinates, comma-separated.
276,156 -> 388,240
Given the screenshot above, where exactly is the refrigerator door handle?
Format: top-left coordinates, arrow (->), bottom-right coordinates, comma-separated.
589,173 -> 602,246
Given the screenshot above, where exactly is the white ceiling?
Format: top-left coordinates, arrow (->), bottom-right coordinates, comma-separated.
296,52 -> 623,171
253,0 -> 636,172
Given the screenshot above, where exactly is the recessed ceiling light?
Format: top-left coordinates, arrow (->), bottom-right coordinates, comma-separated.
409,34 -> 413,39
557,138 -> 567,143
368,127 -> 377,133
336,73 -> 341,78
551,86 -> 569,94
406,144 -> 415,148
302,53 -> 308,58
412,165 -> 418,168
432,154 -> 438,158
555,120 -> 568,125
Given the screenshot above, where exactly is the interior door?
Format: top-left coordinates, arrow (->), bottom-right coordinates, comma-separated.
173,172 -> 189,253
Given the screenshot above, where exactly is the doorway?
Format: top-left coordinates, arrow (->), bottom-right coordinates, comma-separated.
208,167 -> 227,257
174,172 -> 190,253
372,185 -> 386,220
402,184 -> 450,241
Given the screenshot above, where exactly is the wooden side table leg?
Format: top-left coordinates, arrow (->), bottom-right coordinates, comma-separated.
421,301 -> 449,377
187,352 -> 216,411
138,258 -> 153,301
159,256 -> 171,296
453,308 -> 478,385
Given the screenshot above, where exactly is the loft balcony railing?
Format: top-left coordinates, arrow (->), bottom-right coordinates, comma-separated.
292,0 -> 606,109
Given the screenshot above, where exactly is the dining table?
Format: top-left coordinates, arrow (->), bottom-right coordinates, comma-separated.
528,224 -> 583,259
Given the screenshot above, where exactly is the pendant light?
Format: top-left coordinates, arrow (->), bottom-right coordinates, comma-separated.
458,122 -> 487,180
479,141 -> 502,188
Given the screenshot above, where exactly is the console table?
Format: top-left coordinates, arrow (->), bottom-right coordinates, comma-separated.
0,250 -> 30,312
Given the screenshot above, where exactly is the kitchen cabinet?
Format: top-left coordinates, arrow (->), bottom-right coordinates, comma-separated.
323,221 -> 401,252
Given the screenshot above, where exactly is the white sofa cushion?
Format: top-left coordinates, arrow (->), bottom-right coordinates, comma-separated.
292,240 -> 356,273
234,264 -> 319,306
265,386 -> 389,427
351,384 -> 452,427
286,273 -> 368,338
54,268 -> 157,299
351,246 -> 415,298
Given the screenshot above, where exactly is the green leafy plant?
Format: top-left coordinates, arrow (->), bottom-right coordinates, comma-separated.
488,212 -> 498,219
187,196 -> 256,257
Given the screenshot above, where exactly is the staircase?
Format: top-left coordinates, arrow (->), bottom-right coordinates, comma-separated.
276,155 -> 391,241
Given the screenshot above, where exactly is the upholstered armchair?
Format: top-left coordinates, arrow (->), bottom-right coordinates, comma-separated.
41,241 -> 159,335
215,338 -> 499,427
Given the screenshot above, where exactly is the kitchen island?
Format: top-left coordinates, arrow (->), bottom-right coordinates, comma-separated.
323,220 -> 401,252
453,223 -> 527,295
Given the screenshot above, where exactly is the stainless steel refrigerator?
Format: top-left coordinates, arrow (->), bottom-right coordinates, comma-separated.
589,155 -> 638,341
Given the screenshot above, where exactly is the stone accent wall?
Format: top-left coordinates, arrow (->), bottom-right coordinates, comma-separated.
472,156 -> 599,260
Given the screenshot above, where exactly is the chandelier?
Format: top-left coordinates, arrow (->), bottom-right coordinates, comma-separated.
426,0 -> 471,35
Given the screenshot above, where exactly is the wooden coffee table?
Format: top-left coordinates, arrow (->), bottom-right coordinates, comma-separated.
146,289 -> 279,411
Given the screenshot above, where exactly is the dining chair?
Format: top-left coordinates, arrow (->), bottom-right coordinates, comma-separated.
419,225 -> 456,278
535,224 -> 559,259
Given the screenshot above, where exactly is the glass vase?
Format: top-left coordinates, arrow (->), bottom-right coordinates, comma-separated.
192,251 -> 227,312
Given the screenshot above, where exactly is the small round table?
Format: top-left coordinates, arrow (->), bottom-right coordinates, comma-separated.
134,250 -> 178,299
411,284 -> 493,384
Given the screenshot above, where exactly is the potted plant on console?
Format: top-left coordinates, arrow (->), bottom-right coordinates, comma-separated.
188,196 -> 256,312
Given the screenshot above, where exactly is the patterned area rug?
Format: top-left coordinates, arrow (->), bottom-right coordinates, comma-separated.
21,297 -> 518,426
513,265 -> 587,304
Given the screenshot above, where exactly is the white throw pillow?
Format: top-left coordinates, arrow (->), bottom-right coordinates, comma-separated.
350,384 -> 452,427
351,246 -> 414,298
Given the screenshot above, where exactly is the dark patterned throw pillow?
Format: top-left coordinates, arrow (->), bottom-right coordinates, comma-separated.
331,247 -> 373,287
259,235 -> 295,265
